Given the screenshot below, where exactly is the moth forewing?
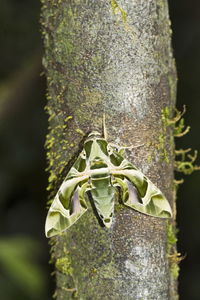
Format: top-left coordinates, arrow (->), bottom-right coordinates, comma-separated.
45,170 -> 89,237
45,185 -> 88,238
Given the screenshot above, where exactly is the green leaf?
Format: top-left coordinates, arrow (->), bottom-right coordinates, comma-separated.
0,236 -> 46,297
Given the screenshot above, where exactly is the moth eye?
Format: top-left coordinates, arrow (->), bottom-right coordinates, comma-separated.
110,213 -> 113,217
107,147 -> 112,154
82,151 -> 86,158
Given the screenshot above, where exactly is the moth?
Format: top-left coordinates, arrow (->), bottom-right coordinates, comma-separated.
45,130 -> 172,237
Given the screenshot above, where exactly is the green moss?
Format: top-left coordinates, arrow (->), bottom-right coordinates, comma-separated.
161,105 -> 190,137
166,223 -> 181,279
167,223 -> 177,252
161,105 -> 200,282
170,261 -> 180,279
114,203 -> 124,213
156,106 -> 200,170
147,109 -> 171,163
48,236 -> 58,265
170,106 -> 200,176
158,133 -> 170,163
110,0 -> 127,23
75,128 -> 85,136
76,87 -> 103,122
175,149 -> 200,175
65,116 -> 73,122
159,106 -> 200,176
51,240 -> 77,298
146,153 -> 152,163
56,256 -> 73,276
44,101 -> 74,193
174,118 -> 190,137
146,106 -> 174,163
98,260 -> 119,279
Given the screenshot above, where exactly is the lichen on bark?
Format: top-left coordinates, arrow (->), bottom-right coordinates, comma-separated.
41,0 -> 177,299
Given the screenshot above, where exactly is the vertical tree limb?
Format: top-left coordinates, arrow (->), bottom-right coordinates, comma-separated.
41,0 -> 177,299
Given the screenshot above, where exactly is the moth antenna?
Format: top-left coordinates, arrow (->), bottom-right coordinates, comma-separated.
103,113 -> 108,140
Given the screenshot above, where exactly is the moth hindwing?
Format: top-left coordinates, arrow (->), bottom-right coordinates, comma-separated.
45,132 -> 172,237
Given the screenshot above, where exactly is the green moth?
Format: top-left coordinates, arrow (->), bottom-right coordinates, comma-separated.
45,131 -> 172,238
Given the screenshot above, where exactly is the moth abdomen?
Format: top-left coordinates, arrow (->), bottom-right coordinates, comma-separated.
89,166 -> 115,228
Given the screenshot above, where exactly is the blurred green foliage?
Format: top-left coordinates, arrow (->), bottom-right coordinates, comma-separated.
169,1 -> 200,299
0,0 -> 51,299
0,0 -> 40,78
0,236 -> 46,299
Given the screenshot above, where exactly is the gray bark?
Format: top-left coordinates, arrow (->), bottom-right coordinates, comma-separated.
41,0 -> 177,299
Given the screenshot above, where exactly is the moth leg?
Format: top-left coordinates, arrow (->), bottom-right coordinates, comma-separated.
108,143 -> 144,156
102,113 -> 108,140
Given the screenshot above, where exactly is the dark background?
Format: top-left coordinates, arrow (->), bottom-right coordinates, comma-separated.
0,0 -> 199,299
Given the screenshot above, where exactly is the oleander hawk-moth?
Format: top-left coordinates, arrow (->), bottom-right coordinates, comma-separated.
45,131 -> 172,237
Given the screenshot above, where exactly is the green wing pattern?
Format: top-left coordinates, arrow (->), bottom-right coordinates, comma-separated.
45,174 -> 89,238
111,151 -> 172,218
45,132 -> 172,238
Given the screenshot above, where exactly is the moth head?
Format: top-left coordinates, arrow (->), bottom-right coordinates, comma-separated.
87,131 -> 102,139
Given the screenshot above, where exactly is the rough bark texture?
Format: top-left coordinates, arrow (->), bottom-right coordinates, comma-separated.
41,0 -> 177,299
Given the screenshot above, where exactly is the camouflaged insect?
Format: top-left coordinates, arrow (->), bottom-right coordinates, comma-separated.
45,131 -> 172,237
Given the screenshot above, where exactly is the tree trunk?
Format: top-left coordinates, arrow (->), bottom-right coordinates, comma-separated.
41,0 -> 177,299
